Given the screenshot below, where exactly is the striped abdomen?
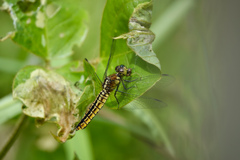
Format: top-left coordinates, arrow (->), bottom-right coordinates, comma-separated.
75,89 -> 109,131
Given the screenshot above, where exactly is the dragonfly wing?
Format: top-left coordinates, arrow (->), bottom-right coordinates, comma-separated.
103,39 -> 116,81
123,97 -> 167,111
84,59 -> 102,93
104,73 -> 171,110
112,90 -> 167,110
121,74 -> 172,110
158,74 -> 175,88
138,74 -> 175,89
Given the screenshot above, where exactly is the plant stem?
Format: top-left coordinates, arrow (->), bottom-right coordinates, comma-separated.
0,114 -> 28,160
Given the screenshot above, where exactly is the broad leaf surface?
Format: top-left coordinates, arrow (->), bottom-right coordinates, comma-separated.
55,61 -> 85,84
4,0 -> 88,60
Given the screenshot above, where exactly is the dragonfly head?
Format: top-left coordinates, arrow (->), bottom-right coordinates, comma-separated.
115,65 -> 132,77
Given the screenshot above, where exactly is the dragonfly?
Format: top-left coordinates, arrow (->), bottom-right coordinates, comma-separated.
75,61 -> 134,131
75,40 -> 169,131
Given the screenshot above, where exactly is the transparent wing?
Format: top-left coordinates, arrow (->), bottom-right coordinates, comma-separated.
83,59 -> 102,94
83,40 -> 117,93
158,74 -> 175,88
103,39 -> 116,80
137,74 -> 175,89
105,73 -> 173,110
123,97 -> 166,111
115,91 -> 167,110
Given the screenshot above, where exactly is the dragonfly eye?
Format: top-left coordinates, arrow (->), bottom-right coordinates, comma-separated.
115,65 -> 125,72
115,66 -> 120,72
126,68 -> 132,76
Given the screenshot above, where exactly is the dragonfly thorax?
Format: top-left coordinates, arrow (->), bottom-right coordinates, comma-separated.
103,74 -> 121,92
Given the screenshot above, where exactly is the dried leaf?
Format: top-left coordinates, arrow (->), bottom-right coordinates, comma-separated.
13,67 -> 82,142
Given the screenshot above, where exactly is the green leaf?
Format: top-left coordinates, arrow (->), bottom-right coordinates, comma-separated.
12,66 -> 82,142
12,66 -> 40,89
114,1 -> 161,69
3,0 -> 88,61
55,61 -> 85,84
92,0 -> 161,109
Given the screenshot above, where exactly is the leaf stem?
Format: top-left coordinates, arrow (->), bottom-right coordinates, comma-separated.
0,114 -> 28,159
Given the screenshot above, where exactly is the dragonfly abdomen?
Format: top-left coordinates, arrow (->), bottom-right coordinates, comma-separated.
75,89 -> 109,131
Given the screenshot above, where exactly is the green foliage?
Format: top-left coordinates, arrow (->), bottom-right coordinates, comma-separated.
2,0 -> 163,151
7,0 -> 162,128
4,0 -> 88,61
0,0 -> 212,159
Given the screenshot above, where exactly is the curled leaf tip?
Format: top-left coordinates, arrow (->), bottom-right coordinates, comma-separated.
114,1 -> 161,70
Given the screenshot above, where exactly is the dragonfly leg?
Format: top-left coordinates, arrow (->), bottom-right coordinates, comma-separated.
117,90 -> 137,95
123,78 -> 139,83
121,80 -> 137,90
114,84 -> 120,109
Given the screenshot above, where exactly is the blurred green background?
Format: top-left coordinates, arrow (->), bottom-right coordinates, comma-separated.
0,0 -> 239,160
